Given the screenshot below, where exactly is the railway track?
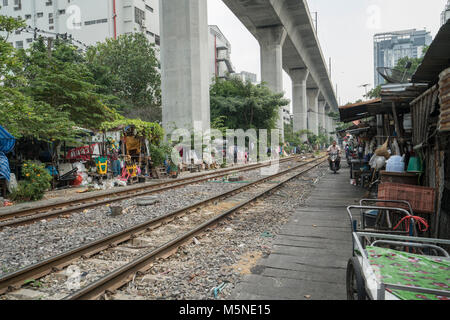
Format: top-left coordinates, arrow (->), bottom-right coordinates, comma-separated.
0,156 -> 326,300
0,156 -> 301,230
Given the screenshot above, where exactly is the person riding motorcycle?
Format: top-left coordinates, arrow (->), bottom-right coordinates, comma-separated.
327,141 -> 341,171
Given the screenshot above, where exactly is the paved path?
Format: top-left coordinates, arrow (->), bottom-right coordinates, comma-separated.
232,167 -> 365,300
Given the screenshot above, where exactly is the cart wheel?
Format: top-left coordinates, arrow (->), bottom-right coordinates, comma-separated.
346,257 -> 367,300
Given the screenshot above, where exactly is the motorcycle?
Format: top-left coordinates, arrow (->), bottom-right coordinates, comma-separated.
329,151 -> 341,174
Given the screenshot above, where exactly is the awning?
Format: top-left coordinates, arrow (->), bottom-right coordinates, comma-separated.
338,98 -> 382,122
412,20 -> 450,85
0,125 -> 15,154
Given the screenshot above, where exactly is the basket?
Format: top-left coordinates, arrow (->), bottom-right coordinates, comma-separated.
377,182 -> 436,214
95,157 -> 108,175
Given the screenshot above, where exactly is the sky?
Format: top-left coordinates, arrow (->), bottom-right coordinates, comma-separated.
207,0 -> 448,110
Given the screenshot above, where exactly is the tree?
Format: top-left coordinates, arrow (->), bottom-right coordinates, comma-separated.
19,38 -> 119,130
0,14 -> 78,142
210,77 -> 289,131
364,85 -> 381,99
86,33 -> 161,122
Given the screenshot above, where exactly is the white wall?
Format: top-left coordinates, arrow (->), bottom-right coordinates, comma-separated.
0,0 -> 160,49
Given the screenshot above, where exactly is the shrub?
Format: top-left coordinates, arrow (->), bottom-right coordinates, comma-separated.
149,143 -> 172,167
10,162 -> 52,202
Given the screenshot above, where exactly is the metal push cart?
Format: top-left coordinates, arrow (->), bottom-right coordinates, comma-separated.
346,204 -> 450,300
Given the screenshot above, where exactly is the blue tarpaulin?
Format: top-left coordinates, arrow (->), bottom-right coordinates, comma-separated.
0,126 -> 15,181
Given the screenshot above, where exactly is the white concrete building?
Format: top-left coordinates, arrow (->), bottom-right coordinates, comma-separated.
208,25 -> 235,82
232,71 -> 258,84
282,106 -> 291,125
442,0 -> 450,26
0,0 -> 160,49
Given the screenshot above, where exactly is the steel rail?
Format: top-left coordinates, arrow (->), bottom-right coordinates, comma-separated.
0,156 -> 325,295
0,156 -> 301,229
65,158 -> 326,300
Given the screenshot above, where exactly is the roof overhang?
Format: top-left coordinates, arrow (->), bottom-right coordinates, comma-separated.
338,98 -> 382,122
412,20 -> 450,85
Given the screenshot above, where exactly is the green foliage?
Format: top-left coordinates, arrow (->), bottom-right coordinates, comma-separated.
211,116 -> 229,135
210,78 -> 289,130
364,85 -> 382,99
19,39 -> 119,130
0,13 -> 25,41
149,143 -> 172,167
0,87 -> 78,142
10,161 -> 52,202
86,33 -> 161,122
284,122 -> 304,146
0,15 -> 79,142
100,119 -> 164,146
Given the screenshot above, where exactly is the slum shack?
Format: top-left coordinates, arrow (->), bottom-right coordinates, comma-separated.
338,20 -> 450,240
99,119 -> 165,182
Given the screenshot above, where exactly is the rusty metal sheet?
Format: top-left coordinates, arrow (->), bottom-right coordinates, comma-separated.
439,68 -> 450,132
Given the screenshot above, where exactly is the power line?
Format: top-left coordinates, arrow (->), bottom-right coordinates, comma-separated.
4,26 -> 90,50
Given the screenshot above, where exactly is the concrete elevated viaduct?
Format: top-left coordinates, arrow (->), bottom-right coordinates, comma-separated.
160,0 -> 338,141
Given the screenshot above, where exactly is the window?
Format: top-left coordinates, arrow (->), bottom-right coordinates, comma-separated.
15,40 -> 23,49
13,0 -> 21,10
145,5 -> 153,12
26,38 -> 33,43
58,9 -> 65,14
25,14 -> 31,19
37,12 -> 43,18
155,35 -> 160,46
3,0 -> 8,7
84,18 -> 107,26
135,7 -> 145,25
49,18 -> 54,24
45,0 -> 52,6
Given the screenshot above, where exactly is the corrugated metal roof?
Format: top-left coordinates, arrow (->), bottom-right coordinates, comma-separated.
412,20 -> 450,85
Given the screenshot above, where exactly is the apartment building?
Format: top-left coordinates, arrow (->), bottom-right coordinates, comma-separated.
0,0 -> 160,49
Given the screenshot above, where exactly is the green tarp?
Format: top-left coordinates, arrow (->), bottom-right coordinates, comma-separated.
367,246 -> 450,300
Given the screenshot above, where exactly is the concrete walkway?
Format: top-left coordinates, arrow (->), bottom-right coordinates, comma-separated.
232,167 -> 365,300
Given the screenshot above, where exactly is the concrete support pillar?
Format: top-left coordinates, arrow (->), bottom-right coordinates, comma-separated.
288,68 -> 309,141
318,100 -> 326,135
331,119 -> 337,141
307,88 -> 320,136
160,0 -> 210,134
256,26 -> 287,141
324,105 -> 331,136
327,116 -> 333,140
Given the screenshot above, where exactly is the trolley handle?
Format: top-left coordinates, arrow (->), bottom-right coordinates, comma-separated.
370,240 -> 450,258
346,205 -> 412,232
359,199 -> 413,216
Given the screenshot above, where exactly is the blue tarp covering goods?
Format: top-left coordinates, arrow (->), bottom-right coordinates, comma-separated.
0,126 -> 15,182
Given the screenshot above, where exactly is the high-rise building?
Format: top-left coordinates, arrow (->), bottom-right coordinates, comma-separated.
442,0 -> 450,26
0,0 -> 160,49
374,29 -> 432,86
